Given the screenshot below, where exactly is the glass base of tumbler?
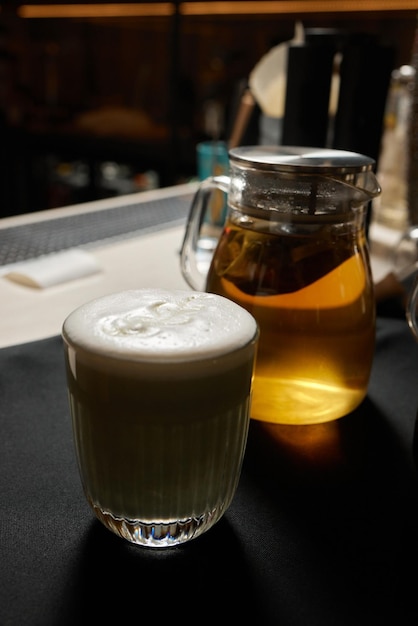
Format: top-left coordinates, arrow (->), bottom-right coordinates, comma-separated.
92,505 -> 220,548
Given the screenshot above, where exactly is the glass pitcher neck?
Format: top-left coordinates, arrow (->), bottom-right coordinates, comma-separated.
228,146 -> 380,217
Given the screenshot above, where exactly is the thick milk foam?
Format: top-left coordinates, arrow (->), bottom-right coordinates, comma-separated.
63,288 -> 257,363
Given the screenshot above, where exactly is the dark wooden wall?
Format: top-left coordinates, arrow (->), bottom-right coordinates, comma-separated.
0,7 -> 416,213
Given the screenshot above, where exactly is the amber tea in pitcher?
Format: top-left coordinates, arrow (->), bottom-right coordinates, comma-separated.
181,146 -> 381,425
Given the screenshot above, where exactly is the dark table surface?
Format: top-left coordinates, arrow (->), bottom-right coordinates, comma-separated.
1,314 -> 418,626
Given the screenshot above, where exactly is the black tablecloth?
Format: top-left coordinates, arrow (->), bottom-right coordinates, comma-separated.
1,317 -> 418,626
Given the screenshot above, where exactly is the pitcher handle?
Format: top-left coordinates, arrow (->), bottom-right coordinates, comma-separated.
406,273 -> 418,341
180,175 -> 230,291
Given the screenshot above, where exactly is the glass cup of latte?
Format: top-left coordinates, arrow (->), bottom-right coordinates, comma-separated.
62,288 -> 258,548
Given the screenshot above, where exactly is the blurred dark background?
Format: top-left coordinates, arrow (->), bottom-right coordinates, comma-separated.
0,0 -> 416,216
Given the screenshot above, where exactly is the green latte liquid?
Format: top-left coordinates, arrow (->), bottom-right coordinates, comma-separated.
65,346 -> 255,522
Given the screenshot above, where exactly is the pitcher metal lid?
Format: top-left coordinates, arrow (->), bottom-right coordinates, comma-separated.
228,146 -> 375,175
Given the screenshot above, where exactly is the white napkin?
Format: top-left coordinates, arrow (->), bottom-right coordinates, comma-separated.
2,248 -> 101,288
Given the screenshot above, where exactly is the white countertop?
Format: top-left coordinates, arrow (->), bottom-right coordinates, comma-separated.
0,185 -> 194,348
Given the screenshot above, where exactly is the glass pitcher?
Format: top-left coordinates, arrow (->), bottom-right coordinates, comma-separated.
181,146 -> 381,425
